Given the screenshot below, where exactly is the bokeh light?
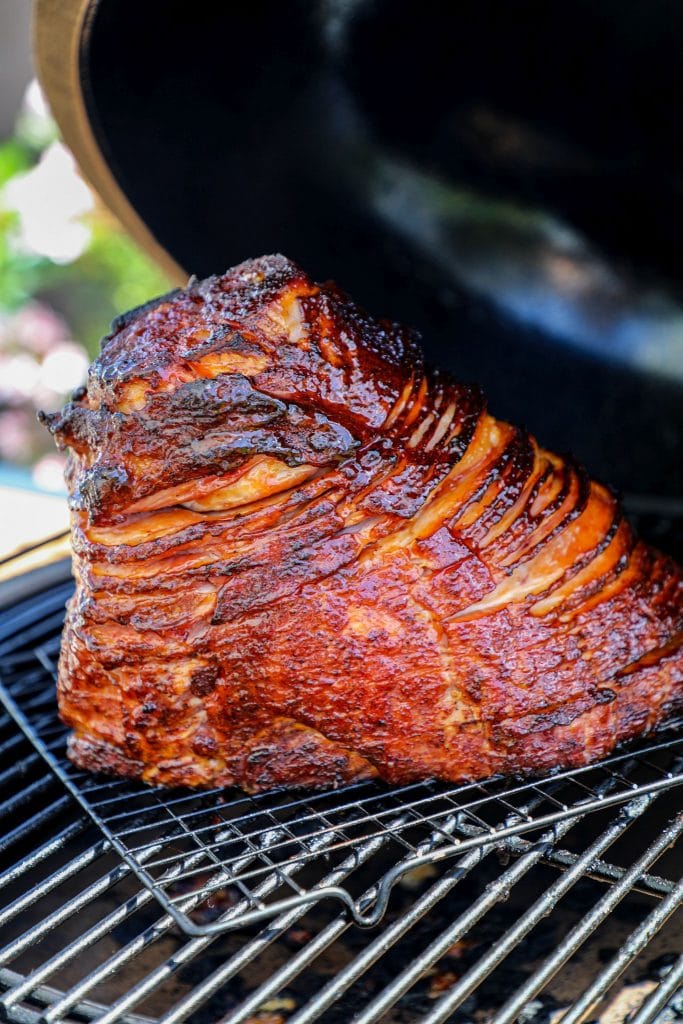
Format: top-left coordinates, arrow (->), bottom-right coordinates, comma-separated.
4,141 -> 94,263
0,78 -> 170,499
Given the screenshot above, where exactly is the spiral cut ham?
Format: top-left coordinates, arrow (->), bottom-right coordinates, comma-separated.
43,255 -> 683,791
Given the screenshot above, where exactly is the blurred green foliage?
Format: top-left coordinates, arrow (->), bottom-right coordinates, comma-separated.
49,216 -> 172,360
0,84 -> 171,482
0,105 -> 170,357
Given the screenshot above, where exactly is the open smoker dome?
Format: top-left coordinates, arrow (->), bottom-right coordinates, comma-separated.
37,0 -> 683,500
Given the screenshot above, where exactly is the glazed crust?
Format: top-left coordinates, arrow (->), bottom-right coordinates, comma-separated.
44,255 -> 682,791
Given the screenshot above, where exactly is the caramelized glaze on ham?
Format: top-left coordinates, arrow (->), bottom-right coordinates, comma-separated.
43,255 -> 682,791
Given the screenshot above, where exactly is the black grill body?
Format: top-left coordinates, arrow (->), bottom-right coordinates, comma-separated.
75,0 -> 683,499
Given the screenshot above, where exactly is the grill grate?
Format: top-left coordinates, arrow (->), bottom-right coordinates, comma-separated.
2,583 -> 683,941
0,578 -> 682,1023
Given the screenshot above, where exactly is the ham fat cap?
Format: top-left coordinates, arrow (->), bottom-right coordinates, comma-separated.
44,254 -> 683,791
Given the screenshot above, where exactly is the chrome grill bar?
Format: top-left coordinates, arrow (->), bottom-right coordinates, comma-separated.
558,875 -> 683,1024
629,955 -> 683,1024
491,810 -> 683,1024
340,797 -> 664,1024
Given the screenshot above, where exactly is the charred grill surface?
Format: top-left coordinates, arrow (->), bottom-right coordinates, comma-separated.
43,255 -> 683,791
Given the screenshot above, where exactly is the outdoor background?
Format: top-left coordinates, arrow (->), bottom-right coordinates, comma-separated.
0,2 -> 171,559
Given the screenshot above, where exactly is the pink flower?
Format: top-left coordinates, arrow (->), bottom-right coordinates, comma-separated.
7,301 -> 71,356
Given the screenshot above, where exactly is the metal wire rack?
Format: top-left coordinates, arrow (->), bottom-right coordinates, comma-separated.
0,577 -> 682,1024
2,584 -> 683,940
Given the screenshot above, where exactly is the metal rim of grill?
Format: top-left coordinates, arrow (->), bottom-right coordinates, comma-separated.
0,575 -> 682,1023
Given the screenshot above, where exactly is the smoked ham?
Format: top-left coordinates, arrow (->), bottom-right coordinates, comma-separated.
43,255 -> 683,791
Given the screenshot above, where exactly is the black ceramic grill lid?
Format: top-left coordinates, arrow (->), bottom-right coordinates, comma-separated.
36,0 -> 683,500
